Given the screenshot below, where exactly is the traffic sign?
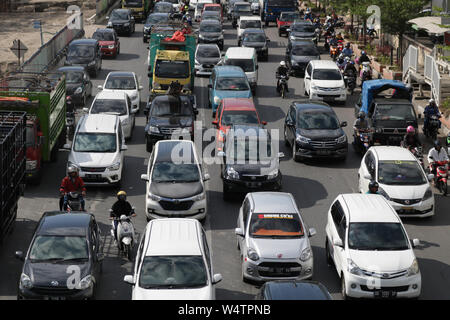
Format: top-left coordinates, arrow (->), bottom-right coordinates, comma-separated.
10,40 -> 28,63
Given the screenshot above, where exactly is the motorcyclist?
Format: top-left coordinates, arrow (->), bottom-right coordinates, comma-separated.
427,140 -> 449,184
336,32 -> 344,42
336,53 -> 346,70
304,8 -> 313,21
110,191 -> 136,242
366,181 -> 379,194
329,33 -> 338,47
182,12 -> 192,26
276,61 -> 289,93
343,59 -> 357,76
59,165 -> 86,211
423,98 -> 441,133
353,111 -> 370,144
342,43 -> 353,57
357,50 -> 371,67
401,126 -> 422,151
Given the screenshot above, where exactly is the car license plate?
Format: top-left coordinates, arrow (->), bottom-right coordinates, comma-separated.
246,182 -> 261,188
86,174 -> 101,179
272,268 -> 289,273
317,150 -> 330,155
46,296 -> 66,300
374,290 -> 396,298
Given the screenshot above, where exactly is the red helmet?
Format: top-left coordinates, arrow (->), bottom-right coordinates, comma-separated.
407,125 -> 415,134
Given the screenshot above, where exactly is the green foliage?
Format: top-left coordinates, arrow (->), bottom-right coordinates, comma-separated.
379,0 -> 428,37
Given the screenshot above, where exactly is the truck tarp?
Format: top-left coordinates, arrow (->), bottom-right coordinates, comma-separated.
361,79 -> 412,114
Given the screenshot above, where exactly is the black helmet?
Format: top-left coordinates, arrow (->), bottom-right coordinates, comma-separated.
346,43 -> 351,48
434,140 -> 441,148
369,180 -> 379,190
358,111 -> 366,119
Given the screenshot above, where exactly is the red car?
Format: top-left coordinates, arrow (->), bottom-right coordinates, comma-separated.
203,3 -> 223,22
92,28 -> 120,58
212,98 -> 266,150
277,12 -> 301,37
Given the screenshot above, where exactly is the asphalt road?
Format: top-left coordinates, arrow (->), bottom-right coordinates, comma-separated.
1,16 -> 450,300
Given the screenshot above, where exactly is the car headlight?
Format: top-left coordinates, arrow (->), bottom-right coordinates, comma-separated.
88,61 -> 96,66
336,134 -> 347,144
199,34 -> 205,39
149,126 -> 159,133
407,259 -> 420,276
149,193 -> 161,201
214,96 -> 221,105
108,45 -> 115,49
422,187 -> 433,201
74,87 -> 83,94
76,275 -> 92,290
20,273 -> 33,289
375,127 -> 383,134
124,23 -> 130,26
129,93 -> 137,100
107,22 -> 112,27
193,192 -> 206,201
296,133 -> 310,144
378,187 -> 391,201
300,247 -> 312,261
108,161 -> 121,171
311,85 -> 320,90
152,82 -> 161,90
226,167 -> 239,180
247,248 -> 259,261
267,168 -> 279,180
347,259 -> 363,276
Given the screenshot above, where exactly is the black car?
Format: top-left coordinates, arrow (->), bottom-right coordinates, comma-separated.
198,20 -> 224,50
65,39 -> 102,78
15,211 -> 104,300
288,21 -> 317,44
240,28 -> 269,61
232,2 -> 252,28
144,95 -> 198,152
201,10 -> 222,24
284,100 -> 348,162
107,9 -> 135,36
256,280 -> 332,300
57,66 -> 92,106
285,40 -> 320,76
220,125 -> 284,200
143,13 -> 170,43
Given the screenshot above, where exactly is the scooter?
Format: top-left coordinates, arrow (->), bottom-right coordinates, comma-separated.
110,209 -> 136,261
353,128 -> 373,155
429,158 -> 448,196
277,75 -> 289,99
424,115 -> 441,140
360,62 -> 372,87
330,45 -> 339,61
344,73 -> 357,95
64,192 -> 83,212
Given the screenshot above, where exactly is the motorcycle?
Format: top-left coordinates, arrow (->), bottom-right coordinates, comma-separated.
360,62 -> 372,86
367,27 -> 377,39
110,209 -> 136,261
330,45 -> 339,61
424,115 -> 441,140
66,97 -> 76,141
337,40 -> 344,54
64,192 -> 83,212
353,128 -> 373,155
429,158 -> 448,196
344,72 -> 356,95
277,74 -> 289,99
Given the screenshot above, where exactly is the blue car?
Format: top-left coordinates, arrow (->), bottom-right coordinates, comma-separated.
208,66 -> 253,117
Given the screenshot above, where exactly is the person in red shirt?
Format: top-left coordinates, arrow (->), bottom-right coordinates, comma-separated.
59,165 -> 87,211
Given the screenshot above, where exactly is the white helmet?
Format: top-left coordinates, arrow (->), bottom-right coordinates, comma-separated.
429,98 -> 435,104
280,61 -> 286,66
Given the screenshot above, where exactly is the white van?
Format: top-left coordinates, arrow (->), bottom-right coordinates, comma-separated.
65,114 -> 128,186
223,47 -> 258,94
237,16 -> 262,43
195,0 -> 214,21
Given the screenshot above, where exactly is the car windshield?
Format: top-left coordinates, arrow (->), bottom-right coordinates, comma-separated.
374,104 -> 416,121
152,162 -> 200,182
224,58 -> 254,72
221,110 -> 259,126
74,132 -> 117,152
348,223 -> 409,251
197,46 -> 220,58
377,160 -> 427,185
292,24 -> 315,32
241,20 -> 261,29
202,12 -> 220,20
155,60 -> 190,78
146,14 -> 168,24
298,111 -> 340,130
92,31 -> 114,41
250,213 -> 303,238
313,69 -> 342,80
155,3 -> 172,12
227,136 -> 272,162
243,33 -> 266,42
292,46 -> 319,56
111,10 -> 129,20
200,24 -> 221,32
65,71 -> 84,84
236,4 -> 251,12
105,76 -> 136,90
151,98 -> 193,117
29,236 -> 89,262
280,13 -> 300,21
216,76 -> 250,90
68,45 -> 95,58
90,99 -> 127,116
139,256 -> 207,289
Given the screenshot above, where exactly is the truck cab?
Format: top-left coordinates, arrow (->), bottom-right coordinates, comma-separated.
122,0 -> 149,22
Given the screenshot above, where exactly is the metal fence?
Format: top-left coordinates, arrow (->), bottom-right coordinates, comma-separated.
20,12 -> 84,73
403,45 -> 418,80
425,54 -> 442,105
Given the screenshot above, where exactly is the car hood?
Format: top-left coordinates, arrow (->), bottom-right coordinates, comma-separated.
349,249 -> 415,272
149,116 -> 193,128
201,32 -> 222,38
311,80 -> 344,88
291,31 -> 316,38
69,151 -> 119,167
291,55 -> 320,63
248,237 -> 308,259
373,119 -> 414,128
196,56 -> 220,65
149,181 -> 203,199
102,88 -> 137,98
215,90 -> 252,100
229,158 -> 278,175
24,261 -> 90,288
109,19 -> 129,24
243,41 -> 266,48
98,40 -> 115,46
133,285 -> 212,300
298,128 -> 344,140
378,183 -> 429,200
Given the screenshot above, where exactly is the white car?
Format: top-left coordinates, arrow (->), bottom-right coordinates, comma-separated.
85,90 -> 135,140
358,146 -> 435,218
304,60 -> 347,103
325,193 -> 422,299
141,140 -> 210,221
65,114 -> 127,186
235,192 -> 316,283
98,71 -> 142,113
124,218 -> 222,300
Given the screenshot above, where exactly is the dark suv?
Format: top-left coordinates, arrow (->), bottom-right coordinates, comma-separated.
284,100 -> 348,162
198,20 -> 224,50
65,39 -> 102,77
107,9 -> 135,36
15,211 -> 104,300
285,40 -> 320,76
144,94 -> 198,152
241,28 -> 269,61
219,125 -> 284,200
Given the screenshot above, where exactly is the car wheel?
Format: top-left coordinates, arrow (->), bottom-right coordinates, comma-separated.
223,183 -> 231,201
284,126 -> 289,146
146,136 -> 153,152
278,30 -> 281,37
292,143 -> 300,162
241,259 -> 249,283
325,238 -> 333,266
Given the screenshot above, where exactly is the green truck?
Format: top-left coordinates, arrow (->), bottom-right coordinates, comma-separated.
122,0 -> 151,21
147,23 -> 196,98
0,72 -> 67,183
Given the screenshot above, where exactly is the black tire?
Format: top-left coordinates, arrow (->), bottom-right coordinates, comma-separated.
223,184 -> 231,201
265,20 -> 269,27
284,126 -> 289,146
126,244 -> 132,261
441,181 -> 448,196
146,136 -> 153,152
292,143 -> 300,162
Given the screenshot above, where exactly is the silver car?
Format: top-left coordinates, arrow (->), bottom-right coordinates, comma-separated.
235,192 -> 316,283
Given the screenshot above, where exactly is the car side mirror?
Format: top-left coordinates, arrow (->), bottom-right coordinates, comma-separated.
333,238 -> 343,247
97,85 -> 103,90
235,228 -> 244,237
63,143 -> 72,150
308,228 -> 317,237
412,239 -> 420,248
15,251 -> 24,261
97,253 -> 105,261
305,76 -> 311,80
363,173 -> 372,180
208,84 -> 212,89
203,173 -> 210,181
123,275 -> 135,285
121,145 -> 128,151
139,86 -> 143,91
341,121 -> 347,127
141,174 -> 149,181
212,273 -> 223,285
428,174 -> 434,181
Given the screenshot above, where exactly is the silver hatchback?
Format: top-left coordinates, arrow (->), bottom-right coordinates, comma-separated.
235,192 -> 316,283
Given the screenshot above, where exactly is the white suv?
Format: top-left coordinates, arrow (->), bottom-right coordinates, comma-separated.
124,218 -> 222,300
98,71 -> 142,113
325,193 -> 421,299
65,114 -> 128,186
304,60 -> 347,103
